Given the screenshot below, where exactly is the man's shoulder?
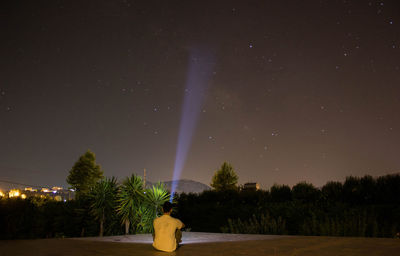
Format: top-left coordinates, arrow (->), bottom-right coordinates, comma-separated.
170,216 -> 183,225
154,215 -> 169,222
154,215 -> 164,222
156,215 -> 182,223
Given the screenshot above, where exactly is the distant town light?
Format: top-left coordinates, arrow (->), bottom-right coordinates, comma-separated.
9,189 -> 20,198
25,187 -> 37,192
41,188 -> 50,193
21,194 -> 27,199
0,190 -> 4,197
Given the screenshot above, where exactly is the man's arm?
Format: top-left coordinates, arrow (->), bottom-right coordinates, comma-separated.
152,219 -> 156,241
178,219 -> 185,229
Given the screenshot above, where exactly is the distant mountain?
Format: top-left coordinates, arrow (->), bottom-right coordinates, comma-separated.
147,179 -> 210,194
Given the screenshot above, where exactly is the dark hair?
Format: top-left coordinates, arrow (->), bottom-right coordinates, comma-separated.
162,201 -> 173,213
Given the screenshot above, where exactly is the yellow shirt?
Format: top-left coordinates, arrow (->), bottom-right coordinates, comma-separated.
153,215 -> 183,252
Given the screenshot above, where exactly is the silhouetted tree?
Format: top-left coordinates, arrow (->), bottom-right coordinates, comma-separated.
343,176 -> 361,204
322,181 -> 343,203
359,175 -> 375,204
67,150 -> 104,199
270,184 -> 292,202
292,182 -> 320,203
210,162 -> 238,191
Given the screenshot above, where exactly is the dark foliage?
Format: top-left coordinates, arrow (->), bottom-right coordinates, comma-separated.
1,174 -> 399,239
175,174 -> 400,238
0,197 -> 123,239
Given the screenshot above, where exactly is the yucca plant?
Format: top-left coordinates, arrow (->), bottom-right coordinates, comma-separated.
89,177 -> 118,236
116,174 -> 144,235
133,203 -> 153,233
142,182 -> 170,233
116,175 -> 170,234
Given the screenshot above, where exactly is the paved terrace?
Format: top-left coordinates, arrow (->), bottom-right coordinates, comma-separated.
73,232 -> 282,244
1,232 -> 399,256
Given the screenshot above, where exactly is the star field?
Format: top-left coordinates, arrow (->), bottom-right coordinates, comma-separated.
0,0 -> 399,189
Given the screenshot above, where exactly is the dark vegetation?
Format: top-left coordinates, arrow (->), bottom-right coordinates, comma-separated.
1,174 -> 398,239
1,154 -> 399,239
175,174 -> 400,238
0,151 -> 170,239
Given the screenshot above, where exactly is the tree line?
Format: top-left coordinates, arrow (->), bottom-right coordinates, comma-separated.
1,153 -> 399,239
176,163 -> 400,238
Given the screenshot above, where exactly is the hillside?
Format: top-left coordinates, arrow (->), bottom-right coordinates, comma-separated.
147,179 -> 210,194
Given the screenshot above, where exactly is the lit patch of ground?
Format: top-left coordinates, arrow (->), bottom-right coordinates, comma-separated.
73,232 -> 282,244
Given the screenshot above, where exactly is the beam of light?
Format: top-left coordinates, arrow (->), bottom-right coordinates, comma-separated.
170,48 -> 214,201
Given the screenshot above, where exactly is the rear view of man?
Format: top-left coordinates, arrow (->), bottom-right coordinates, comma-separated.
153,201 -> 185,252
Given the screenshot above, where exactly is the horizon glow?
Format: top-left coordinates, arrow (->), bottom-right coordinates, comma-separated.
170,48 -> 214,201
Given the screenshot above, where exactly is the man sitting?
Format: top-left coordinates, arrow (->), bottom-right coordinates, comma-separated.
152,202 -> 185,252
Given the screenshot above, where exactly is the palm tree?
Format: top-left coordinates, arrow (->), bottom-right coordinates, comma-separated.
116,174 -> 144,235
116,176 -> 170,234
89,177 -> 118,236
142,182 -> 170,233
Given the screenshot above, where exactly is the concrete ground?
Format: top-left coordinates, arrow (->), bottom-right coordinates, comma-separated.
1,232 -> 399,256
73,232 -> 282,244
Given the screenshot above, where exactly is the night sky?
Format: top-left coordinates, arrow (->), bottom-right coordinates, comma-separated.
1,0 -> 399,190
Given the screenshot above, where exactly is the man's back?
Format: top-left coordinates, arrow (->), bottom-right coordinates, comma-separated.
153,215 -> 183,252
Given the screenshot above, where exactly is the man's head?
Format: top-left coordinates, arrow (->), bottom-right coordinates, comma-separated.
162,201 -> 173,214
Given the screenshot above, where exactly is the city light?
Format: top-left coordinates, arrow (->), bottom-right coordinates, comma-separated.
25,187 -> 37,192
1,186 -> 72,201
9,189 -> 20,198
